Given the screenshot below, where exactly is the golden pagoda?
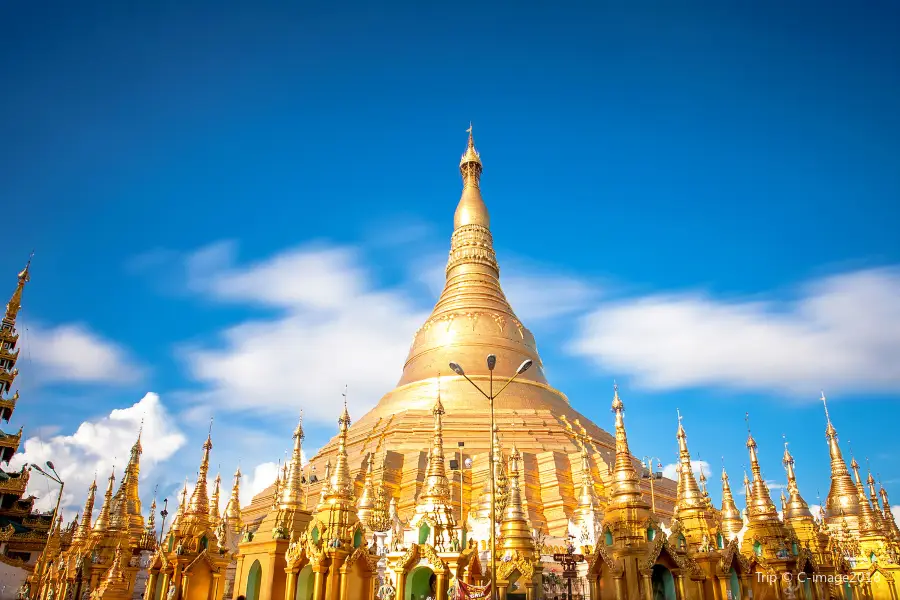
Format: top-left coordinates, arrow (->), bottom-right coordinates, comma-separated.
144,434 -> 233,600
235,127 -> 676,600
0,258 -> 57,577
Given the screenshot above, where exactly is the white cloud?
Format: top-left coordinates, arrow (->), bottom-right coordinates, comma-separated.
571,267 -> 900,395
240,462 -> 280,507
181,242 -> 428,423
892,505 -> 900,523
661,460 -> 711,481
9,393 -> 186,519
21,322 -> 143,385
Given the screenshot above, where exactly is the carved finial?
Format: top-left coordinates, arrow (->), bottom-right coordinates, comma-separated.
821,391 -> 831,422
208,416 -> 214,436
745,412 -> 751,435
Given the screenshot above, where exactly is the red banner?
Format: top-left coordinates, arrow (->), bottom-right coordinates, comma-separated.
456,581 -> 492,599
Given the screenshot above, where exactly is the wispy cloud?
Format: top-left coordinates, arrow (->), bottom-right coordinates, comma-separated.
570,267 -> 900,396
22,322 -> 144,386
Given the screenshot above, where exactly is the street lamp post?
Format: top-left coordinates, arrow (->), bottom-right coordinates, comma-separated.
158,498 -> 169,545
449,354 -> 533,600
29,462 -> 64,600
640,457 -> 663,514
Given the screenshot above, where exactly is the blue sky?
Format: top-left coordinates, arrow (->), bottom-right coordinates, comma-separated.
1,1 -> 898,518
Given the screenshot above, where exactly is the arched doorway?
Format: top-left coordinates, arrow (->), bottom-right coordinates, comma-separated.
651,565 -> 676,600
295,565 -> 313,600
246,560 -> 262,600
405,566 -> 435,600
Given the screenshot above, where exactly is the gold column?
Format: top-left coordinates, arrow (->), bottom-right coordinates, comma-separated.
642,574 -> 653,600
311,565 -> 327,600
393,571 -> 406,600
159,571 -> 172,600
283,569 -> 298,600
694,579 -> 706,600
497,585 -> 507,600
234,556 -> 246,600
435,572 -> 447,599
325,556 -> 341,600
180,572 -> 190,600
145,571 -> 159,600
173,564 -> 184,600
210,574 -> 221,600
613,575 -> 626,600
588,576 -> 599,600
674,573 -> 686,600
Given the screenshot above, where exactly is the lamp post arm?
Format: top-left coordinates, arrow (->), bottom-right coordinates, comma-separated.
457,373 -> 491,401
493,369 -> 526,399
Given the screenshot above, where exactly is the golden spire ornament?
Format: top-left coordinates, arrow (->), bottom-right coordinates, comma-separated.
356,453 -> 377,527
720,463 -> 744,540
209,472 -> 222,525
92,468 -> 116,533
3,253 -> 31,324
500,445 -> 535,556
225,466 -> 243,528
672,410 -> 716,548
74,478 -> 97,542
781,439 -> 813,521
280,412 -> 305,509
744,413 -> 779,523
186,431 -> 213,517
821,392 -> 861,529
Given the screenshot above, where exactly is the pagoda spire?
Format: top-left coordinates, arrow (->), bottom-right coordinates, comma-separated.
864,461 -> 887,534
171,480 -> 188,531
92,468 -> 116,534
478,423 -> 508,520
608,384 -> 645,506
878,480 -> 900,544
315,460 -> 332,512
456,123 -> 486,224
821,392 -> 861,528
326,391 -> 355,502
225,466 -> 242,528
280,412 -> 305,509
575,442 -> 599,517
356,453 -> 377,527
74,478 -> 98,542
782,439 -> 813,521
416,381 -> 453,511
187,428 -> 213,517
112,429 -> 144,541
744,414 -> 779,523
500,445 -> 535,556
209,472 -> 222,524
720,464 -> 744,539
673,411 -> 716,547
3,254 -> 31,325
147,497 -> 157,535
850,453 -> 883,538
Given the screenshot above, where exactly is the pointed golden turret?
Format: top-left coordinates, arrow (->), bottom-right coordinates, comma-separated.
602,384 -> 650,547
782,441 -> 813,522
320,393 -> 358,546
93,469 -> 116,534
186,432 -> 213,519
879,481 -> 900,544
720,465 -> 744,540
209,473 -> 222,524
315,460 -> 332,512
414,385 -> 454,519
147,497 -> 157,534
356,454 -> 377,527
3,255 -> 30,325
745,417 -> 779,523
821,392 -> 861,530
327,397 -> 355,502
280,413 -> 305,509
111,430 -> 144,541
608,384 -> 645,506
865,463 -> 887,535
225,467 -> 242,527
850,456 -> 884,539
698,466 -> 712,510
574,442 -> 599,520
500,445 -> 535,556
171,480 -> 188,532
673,411 -> 716,548
74,478 -> 98,542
